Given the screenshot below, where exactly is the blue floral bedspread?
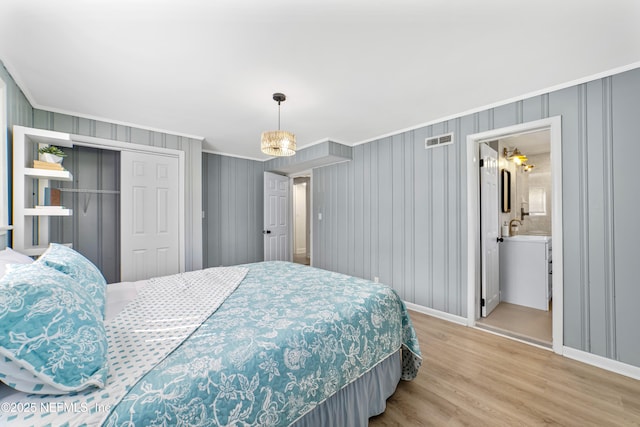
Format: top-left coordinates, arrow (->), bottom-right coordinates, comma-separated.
104,261 -> 422,426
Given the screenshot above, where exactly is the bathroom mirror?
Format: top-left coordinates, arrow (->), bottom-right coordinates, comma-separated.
501,169 -> 511,213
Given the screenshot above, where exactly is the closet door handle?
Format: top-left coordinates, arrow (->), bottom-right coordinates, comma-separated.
262,230 -> 272,234
497,237 -> 504,243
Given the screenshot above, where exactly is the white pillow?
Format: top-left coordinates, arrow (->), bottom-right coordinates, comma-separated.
0,263 -> 108,394
0,247 -> 33,278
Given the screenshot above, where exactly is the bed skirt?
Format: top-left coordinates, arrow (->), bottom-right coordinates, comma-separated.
293,350 -> 401,426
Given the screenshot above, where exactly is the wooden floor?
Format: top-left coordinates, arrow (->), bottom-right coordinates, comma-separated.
370,311 -> 640,426
476,302 -> 552,347
293,254 -> 310,265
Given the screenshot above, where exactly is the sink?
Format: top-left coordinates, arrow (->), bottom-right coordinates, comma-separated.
504,235 -> 550,242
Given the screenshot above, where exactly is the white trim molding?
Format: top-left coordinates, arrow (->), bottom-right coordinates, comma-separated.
353,61 -> 640,147
563,347 -> 640,381
409,301 -> 640,381
404,301 -> 468,326
466,116 -> 564,355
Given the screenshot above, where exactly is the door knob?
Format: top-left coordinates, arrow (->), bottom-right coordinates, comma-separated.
497,237 -> 504,242
262,230 -> 271,234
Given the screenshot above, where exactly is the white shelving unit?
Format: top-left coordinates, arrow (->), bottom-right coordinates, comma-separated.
13,126 -> 74,256
25,167 -> 73,180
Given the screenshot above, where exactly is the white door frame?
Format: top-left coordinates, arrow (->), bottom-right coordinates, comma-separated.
288,170 -> 313,266
0,77 -> 10,237
69,133 -> 186,274
466,116 -> 563,354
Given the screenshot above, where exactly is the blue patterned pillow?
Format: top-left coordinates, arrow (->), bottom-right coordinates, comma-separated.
0,263 -> 108,394
36,243 -> 107,317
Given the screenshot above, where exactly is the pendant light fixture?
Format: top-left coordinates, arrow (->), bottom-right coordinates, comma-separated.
261,93 -> 296,157
503,147 -> 528,165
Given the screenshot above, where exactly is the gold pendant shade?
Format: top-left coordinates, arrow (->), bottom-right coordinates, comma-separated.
261,130 -> 296,156
261,93 -> 296,157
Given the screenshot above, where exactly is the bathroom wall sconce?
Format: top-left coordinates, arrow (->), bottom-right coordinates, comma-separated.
523,163 -> 535,172
503,147 -> 528,165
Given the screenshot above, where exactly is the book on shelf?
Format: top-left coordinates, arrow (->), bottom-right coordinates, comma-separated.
33,160 -> 65,171
44,187 -> 61,206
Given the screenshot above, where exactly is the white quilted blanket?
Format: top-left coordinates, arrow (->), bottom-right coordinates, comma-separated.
0,266 -> 248,427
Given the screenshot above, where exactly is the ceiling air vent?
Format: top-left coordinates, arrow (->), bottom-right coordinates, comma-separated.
425,132 -> 454,149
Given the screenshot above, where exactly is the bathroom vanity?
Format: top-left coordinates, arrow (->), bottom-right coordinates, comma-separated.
499,235 -> 552,311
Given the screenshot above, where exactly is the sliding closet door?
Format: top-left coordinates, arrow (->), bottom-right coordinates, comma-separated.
120,151 -> 180,281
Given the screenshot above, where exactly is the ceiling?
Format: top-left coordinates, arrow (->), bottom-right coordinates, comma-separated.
501,130 -> 550,156
1,1 -> 639,160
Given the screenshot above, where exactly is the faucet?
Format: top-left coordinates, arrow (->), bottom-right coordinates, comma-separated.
509,218 -> 521,235
520,201 -> 530,221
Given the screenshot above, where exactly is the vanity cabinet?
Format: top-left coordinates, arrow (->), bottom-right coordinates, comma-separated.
500,236 -> 552,311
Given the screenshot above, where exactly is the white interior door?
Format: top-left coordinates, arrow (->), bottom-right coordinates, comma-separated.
121,151 -> 180,281
480,143 -> 500,317
263,171 -> 290,261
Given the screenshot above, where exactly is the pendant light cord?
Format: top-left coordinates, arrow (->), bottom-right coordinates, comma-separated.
277,100 -> 281,131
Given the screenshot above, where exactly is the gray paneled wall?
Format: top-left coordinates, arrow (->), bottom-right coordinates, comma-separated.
49,146 -> 120,283
202,153 -> 264,267
3,59 -> 203,274
313,67 -> 640,368
2,58 -> 203,272
5,57 -> 640,369
1,61 -> 34,238
1,62 -> 33,135
313,124 -> 466,315
32,109 -> 203,272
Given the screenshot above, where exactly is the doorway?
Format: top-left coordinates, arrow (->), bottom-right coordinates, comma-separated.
477,131 -> 552,346
263,171 -> 290,262
292,176 -> 310,265
466,117 -> 564,354
65,137 -> 184,282
262,170 -> 313,266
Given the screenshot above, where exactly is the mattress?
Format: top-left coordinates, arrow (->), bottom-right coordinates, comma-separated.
0,261 -> 421,426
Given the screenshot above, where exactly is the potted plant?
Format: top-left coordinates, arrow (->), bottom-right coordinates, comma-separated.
38,145 -> 67,164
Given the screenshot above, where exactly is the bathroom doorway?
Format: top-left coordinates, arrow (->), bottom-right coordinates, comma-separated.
466,117 -> 564,354
477,130 -> 553,346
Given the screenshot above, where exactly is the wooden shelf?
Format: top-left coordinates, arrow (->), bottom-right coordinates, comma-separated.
24,168 -> 73,181
25,207 -> 73,216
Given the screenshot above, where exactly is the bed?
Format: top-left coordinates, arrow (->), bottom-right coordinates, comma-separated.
0,245 -> 421,426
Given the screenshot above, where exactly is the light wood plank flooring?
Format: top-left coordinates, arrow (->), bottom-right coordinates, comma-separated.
476,302 -> 552,347
293,254 -> 310,265
370,311 -> 640,426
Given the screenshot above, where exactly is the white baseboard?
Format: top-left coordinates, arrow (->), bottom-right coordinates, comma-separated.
404,302 -> 467,326
403,301 -> 640,381
563,347 -> 640,381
